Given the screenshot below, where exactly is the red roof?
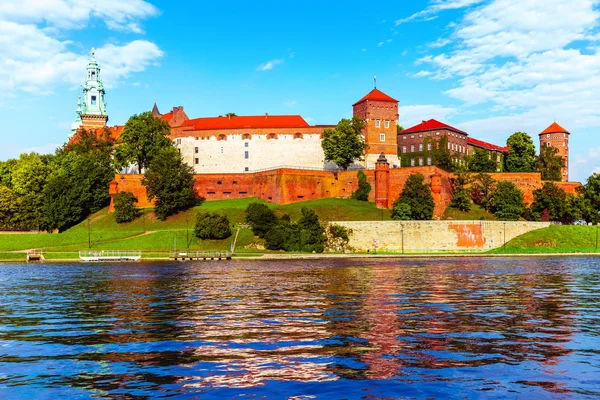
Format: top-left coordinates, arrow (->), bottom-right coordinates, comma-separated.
540,122 -> 569,135
353,88 -> 398,106
180,115 -> 310,130
162,112 -> 173,122
467,137 -> 508,153
402,119 -> 467,135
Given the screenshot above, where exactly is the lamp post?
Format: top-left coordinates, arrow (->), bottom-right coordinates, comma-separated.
401,224 -> 404,255
596,224 -> 598,251
88,218 -> 91,249
186,217 -> 190,249
504,222 -> 507,253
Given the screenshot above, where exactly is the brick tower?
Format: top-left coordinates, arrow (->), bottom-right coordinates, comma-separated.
374,153 -> 390,209
539,122 -> 570,181
353,88 -> 400,169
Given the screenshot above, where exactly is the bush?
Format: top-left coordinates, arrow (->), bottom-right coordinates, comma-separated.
451,187 -> 471,212
264,207 -> 326,253
391,202 -> 411,220
491,181 -> 525,221
194,212 -> 232,240
113,192 -> 141,223
351,171 -> 371,201
328,224 -> 349,241
245,202 -> 277,238
393,173 -> 434,220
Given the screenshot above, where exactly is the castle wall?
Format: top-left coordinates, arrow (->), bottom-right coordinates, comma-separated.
335,220 -> 551,253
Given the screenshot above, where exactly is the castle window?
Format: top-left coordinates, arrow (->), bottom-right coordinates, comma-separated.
245,167 -> 249,172
195,158 -> 199,164
402,136 -> 407,140
91,71 -> 96,80
375,120 -> 381,128
419,143 -> 423,151
245,151 -> 249,159
245,142 -> 249,147
402,145 -> 407,153
380,134 -> 386,142
411,158 -> 415,166
233,181 -> 238,185
419,134 -> 423,138
427,157 -> 432,166
221,147 -> 224,153
267,133 -> 277,140
419,157 -> 424,166
218,134 -> 227,141
195,147 -> 199,154
91,95 -> 97,105
217,181 -> 222,185
497,155 -> 501,162
427,143 -> 432,151
436,132 -> 440,136
243,134 -> 251,140
410,144 -> 415,152
294,133 -> 303,139
384,120 -> 390,128
411,135 -> 415,139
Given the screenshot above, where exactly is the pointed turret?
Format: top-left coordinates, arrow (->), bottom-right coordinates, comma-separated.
152,102 -> 161,117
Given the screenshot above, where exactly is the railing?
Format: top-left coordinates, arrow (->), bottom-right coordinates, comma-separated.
79,250 -> 142,259
169,250 -> 231,259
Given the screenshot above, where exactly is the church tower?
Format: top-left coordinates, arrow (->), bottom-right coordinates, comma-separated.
70,49 -> 108,136
539,122 -> 570,182
353,87 -> 400,169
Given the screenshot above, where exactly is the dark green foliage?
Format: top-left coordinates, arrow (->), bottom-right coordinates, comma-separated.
471,173 -> 497,211
505,132 -> 537,172
0,186 -> 17,229
114,111 -> 173,172
12,153 -> 52,230
194,212 -> 232,240
245,202 -> 277,238
114,192 -> 141,224
582,173 -> 600,217
529,182 -> 573,223
143,147 -> 197,220
451,188 -> 472,212
469,148 -> 497,172
351,171 -> 371,201
393,173 -> 434,220
322,116 -> 367,170
538,145 -> 564,181
0,160 -> 16,188
490,181 -> 525,221
391,202 -> 412,220
264,207 -> 326,253
328,224 -> 349,241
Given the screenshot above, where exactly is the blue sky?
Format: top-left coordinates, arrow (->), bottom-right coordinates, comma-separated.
0,0 -> 599,182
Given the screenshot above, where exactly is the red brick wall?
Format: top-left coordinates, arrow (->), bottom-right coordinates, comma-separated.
353,99 -> 399,157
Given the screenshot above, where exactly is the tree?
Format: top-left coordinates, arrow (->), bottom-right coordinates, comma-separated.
469,148 -> 497,172
529,182 -> 571,223
538,145 -> 564,181
297,207 -> 327,253
391,202 -> 412,220
245,203 -> 277,238
0,159 -> 16,188
393,173 -> 434,220
11,153 -> 52,230
351,171 -> 371,201
322,116 -> 367,170
471,173 -> 497,211
582,173 -> 600,216
451,188 -> 471,212
194,212 -> 232,240
433,136 -> 454,172
397,125 -> 404,134
490,181 -> 525,221
505,132 -> 537,172
0,186 -> 17,229
115,111 -> 173,172
142,147 -> 197,220
114,192 -> 141,224
264,208 -> 326,253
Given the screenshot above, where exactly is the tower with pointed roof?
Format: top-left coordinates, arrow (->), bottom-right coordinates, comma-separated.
353,88 -> 400,169
539,122 -> 570,181
70,48 -> 108,136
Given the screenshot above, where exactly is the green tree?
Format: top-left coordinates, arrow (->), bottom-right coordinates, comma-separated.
537,145 -> 564,181
142,147 -> 197,220
391,202 -> 412,220
322,116 -> 367,170
470,173 -> 497,211
11,153 -> 52,230
529,182 -> 571,223
115,111 -> 173,172
297,207 -> 327,253
351,170 -> 371,201
194,212 -> 232,240
114,192 -> 141,224
245,202 -> 278,238
451,188 -> 471,212
490,181 -> 525,221
393,173 -> 434,220
505,132 -> 537,172
469,148 -> 497,172
0,186 -> 17,229
582,173 -> 600,215
0,159 -> 16,188
264,208 -> 326,253
397,125 -> 404,134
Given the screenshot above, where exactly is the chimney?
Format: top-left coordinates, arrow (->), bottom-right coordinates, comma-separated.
265,113 -> 269,119
228,114 -> 231,120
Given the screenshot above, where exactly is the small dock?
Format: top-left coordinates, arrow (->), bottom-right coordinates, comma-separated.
79,250 -> 142,262
169,251 -> 232,261
26,249 -> 44,263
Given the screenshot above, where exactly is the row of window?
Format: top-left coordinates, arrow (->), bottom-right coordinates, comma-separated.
375,120 -> 391,129
401,132 -> 467,140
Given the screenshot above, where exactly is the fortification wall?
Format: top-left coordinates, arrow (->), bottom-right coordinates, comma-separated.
488,173 -> 580,203
334,220 -> 551,252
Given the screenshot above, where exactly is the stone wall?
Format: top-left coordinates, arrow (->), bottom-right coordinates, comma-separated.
333,220 -> 551,253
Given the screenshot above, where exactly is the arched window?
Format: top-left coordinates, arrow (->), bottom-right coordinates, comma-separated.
267,133 -> 278,140
294,133 -> 303,139
243,133 -> 252,140
218,134 -> 227,141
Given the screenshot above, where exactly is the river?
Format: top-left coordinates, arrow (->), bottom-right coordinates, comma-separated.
0,257 -> 599,399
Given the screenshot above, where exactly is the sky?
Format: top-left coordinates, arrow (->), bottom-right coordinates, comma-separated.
0,0 -> 599,182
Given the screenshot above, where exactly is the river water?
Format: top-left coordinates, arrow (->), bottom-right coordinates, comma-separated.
0,257 -> 599,399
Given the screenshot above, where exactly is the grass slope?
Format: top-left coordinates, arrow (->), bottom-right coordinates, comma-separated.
496,225 -> 599,253
442,204 -> 497,221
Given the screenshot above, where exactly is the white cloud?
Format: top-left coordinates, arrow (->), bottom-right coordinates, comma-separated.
399,104 -> 458,128
257,59 -> 283,71
412,70 -> 433,78
396,0 -> 484,25
283,100 -> 297,107
0,0 -> 158,33
428,38 -> 451,48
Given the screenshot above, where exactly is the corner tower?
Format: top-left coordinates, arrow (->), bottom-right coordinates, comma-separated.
539,122 -> 570,181
353,88 -> 400,169
71,49 -> 108,136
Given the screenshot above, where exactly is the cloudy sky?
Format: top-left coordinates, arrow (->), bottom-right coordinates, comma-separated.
0,0 -> 599,181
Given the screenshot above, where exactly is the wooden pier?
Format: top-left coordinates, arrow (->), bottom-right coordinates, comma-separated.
169,251 -> 232,261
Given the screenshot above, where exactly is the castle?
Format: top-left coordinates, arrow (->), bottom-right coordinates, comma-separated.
70,51 -> 576,214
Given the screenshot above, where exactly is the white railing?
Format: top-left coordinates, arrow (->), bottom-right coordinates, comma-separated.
169,250 -> 231,259
79,250 -> 142,260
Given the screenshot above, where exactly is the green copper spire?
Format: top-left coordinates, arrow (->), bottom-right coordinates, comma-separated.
81,48 -> 107,116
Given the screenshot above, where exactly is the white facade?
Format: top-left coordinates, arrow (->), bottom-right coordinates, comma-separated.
174,133 -> 327,173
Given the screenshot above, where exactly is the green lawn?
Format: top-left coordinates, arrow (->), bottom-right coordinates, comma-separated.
493,225 -> 600,253
442,204 -> 497,221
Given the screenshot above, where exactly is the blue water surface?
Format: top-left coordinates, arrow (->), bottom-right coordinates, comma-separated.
0,257 -> 599,399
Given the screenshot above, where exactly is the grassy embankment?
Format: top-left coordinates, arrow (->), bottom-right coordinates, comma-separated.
0,198 -> 392,260
490,224 -> 599,254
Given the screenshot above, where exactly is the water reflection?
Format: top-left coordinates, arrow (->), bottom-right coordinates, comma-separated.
0,258 -> 599,398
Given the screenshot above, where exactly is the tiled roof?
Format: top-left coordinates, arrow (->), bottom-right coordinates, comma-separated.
180,115 -> 310,130
162,112 -> 173,122
353,89 -> 398,106
540,122 -> 569,135
467,137 -> 508,153
402,119 -> 467,135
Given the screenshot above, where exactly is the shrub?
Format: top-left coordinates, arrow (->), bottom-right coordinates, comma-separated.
351,171 -> 371,201
194,212 -> 232,240
264,207 -> 326,253
245,202 -> 277,238
113,192 -> 141,223
451,187 -> 471,212
328,224 -> 349,241
391,202 -> 411,220
393,173 -> 434,220
490,181 -> 525,221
